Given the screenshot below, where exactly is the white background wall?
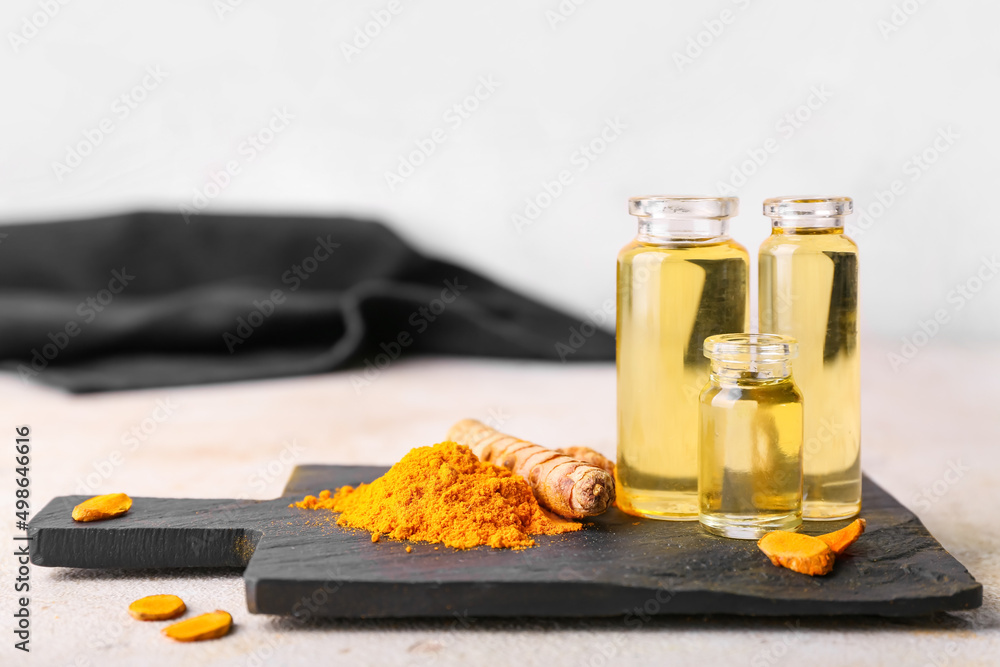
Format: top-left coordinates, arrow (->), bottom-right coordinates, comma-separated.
3,0 -> 999,343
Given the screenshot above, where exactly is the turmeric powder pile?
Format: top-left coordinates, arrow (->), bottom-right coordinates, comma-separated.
295,441 -> 581,549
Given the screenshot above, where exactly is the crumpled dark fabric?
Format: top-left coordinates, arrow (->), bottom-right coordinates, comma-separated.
0,211 -> 614,392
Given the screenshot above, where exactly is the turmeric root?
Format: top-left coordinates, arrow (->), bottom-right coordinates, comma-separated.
447,419 -> 615,519
757,531 -> 835,576
162,610 -> 232,642
128,594 -> 186,621
72,493 -> 132,522
556,446 -> 615,476
817,518 -> 866,555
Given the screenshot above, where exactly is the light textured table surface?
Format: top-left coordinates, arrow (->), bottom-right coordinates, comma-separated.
3,338 -> 997,667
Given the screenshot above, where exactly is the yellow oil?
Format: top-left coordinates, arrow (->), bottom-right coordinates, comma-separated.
759,228 -> 861,520
699,375 -> 803,538
616,240 -> 749,519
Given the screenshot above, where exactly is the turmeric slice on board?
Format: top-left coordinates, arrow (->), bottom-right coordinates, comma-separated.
758,531 -> 835,576
162,610 -> 232,642
817,518 -> 866,555
72,493 -> 132,522
128,594 -> 186,621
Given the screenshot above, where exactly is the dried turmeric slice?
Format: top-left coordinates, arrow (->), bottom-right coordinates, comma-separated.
758,531 -> 835,576
72,493 -> 132,522
817,518 -> 866,555
162,610 -> 232,642
128,594 -> 186,621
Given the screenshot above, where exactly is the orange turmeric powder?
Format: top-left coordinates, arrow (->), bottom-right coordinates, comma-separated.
446,419 -> 615,518
294,441 -> 581,549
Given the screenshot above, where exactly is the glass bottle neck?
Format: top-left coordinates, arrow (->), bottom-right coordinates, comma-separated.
637,217 -> 731,244
709,358 -> 793,384
770,217 -> 845,234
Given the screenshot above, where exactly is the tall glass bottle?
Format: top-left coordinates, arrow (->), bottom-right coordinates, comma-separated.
758,196 -> 860,520
617,196 -> 749,520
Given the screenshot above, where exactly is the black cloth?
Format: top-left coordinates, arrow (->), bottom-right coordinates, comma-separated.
0,212 -> 613,392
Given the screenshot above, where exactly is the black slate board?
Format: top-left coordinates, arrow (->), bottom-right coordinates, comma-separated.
28,467 -> 982,618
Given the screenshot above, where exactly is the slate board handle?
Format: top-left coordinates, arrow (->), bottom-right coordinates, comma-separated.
28,495 -> 266,569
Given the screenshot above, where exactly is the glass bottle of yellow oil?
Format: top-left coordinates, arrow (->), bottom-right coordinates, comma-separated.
759,196 -> 860,520
617,196 -> 749,520
699,333 -> 803,539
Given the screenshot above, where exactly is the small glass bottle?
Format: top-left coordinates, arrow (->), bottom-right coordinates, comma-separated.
699,333 -> 803,539
759,196 -> 860,521
616,196 -> 749,520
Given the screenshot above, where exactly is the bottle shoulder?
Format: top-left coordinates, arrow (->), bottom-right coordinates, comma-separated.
759,231 -> 858,256
619,237 -> 749,262
703,377 -> 803,405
